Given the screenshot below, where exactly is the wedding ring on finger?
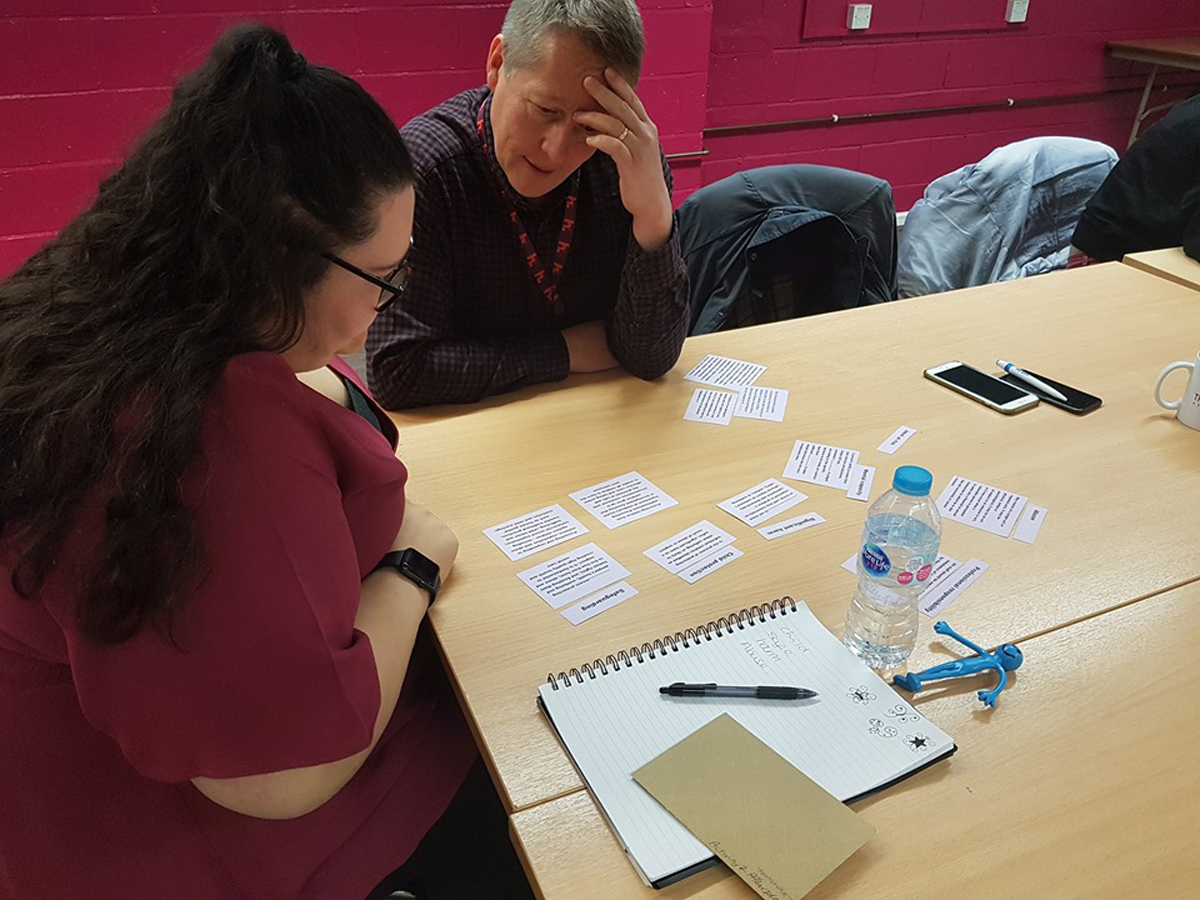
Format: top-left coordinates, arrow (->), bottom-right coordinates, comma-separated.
617,125 -> 630,142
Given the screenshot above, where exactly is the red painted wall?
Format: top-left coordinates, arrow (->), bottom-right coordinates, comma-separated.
1,0 -> 1197,277
703,0 -> 1200,209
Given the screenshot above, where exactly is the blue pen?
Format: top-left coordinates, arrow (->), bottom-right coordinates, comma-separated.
996,360 -> 1069,403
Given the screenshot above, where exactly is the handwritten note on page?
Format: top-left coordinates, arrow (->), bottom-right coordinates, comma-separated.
570,472 -> 678,529
635,714 -> 875,900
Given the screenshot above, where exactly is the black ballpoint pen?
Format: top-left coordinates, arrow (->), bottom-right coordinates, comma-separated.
659,682 -> 818,700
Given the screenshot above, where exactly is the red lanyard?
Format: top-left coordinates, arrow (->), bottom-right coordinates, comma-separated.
477,99 -> 577,317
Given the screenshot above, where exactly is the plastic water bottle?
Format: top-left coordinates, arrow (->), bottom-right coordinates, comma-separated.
843,465 -> 942,670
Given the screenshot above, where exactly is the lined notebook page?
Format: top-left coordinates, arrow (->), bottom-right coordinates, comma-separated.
537,601 -> 955,886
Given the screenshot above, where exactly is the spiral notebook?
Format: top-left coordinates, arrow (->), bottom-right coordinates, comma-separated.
537,598 -> 956,889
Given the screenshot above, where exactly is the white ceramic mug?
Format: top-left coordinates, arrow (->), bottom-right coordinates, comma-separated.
1154,352 -> 1200,430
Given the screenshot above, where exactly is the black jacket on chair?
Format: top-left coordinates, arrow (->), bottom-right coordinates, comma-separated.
677,165 -> 897,335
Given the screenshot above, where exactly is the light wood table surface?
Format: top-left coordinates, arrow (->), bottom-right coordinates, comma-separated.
510,582 -> 1200,899
393,262 -> 1200,814
1123,246 -> 1200,292
1107,38 -> 1200,146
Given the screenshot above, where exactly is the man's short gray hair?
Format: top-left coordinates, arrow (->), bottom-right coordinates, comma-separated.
501,0 -> 645,84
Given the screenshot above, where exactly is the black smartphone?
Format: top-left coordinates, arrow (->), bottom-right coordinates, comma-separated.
999,368 -> 1102,415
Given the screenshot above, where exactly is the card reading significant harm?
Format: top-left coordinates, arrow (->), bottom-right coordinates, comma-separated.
644,520 -> 736,574
757,512 -> 826,541
570,472 -> 678,529
683,354 -> 766,388
561,582 -> 638,625
717,478 -> 808,527
517,542 -> 630,609
935,475 -> 1028,537
734,386 -> 789,422
683,388 -> 736,425
782,440 -> 860,490
482,504 -> 589,561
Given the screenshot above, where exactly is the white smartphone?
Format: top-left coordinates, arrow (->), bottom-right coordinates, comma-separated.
924,361 -> 1039,414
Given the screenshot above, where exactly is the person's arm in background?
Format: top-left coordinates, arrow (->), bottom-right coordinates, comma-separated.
571,68 -> 689,381
366,170 -> 571,409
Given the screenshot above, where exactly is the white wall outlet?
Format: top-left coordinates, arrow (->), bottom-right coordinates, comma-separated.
847,3 -> 872,30
1005,0 -> 1029,24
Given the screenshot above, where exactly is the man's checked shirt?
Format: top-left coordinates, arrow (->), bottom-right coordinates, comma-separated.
366,86 -> 689,408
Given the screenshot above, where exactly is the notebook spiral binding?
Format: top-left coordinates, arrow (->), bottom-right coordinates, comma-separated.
546,595 -> 797,689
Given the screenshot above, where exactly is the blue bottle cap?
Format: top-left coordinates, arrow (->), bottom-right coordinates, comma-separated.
892,465 -> 933,496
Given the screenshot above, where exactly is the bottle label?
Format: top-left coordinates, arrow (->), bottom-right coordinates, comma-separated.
897,571 -> 913,585
917,563 -> 933,582
861,543 -> 890,575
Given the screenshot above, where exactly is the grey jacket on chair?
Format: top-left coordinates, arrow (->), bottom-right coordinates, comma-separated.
678,165 -> 898,335
897,137 -> 1118,298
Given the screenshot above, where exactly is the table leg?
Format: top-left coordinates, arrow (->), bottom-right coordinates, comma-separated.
1128,65 -> 1159,148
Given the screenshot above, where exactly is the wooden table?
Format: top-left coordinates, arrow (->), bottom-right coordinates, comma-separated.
1123,246 -> 1200,292
1107,38 -> 1200,147
394,262 -> 1200,817
510,581 -> 1200,899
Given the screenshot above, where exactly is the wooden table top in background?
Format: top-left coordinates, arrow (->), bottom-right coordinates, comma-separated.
510,583 -> 1200,899
391,262 -> 1200,814
1107,37 -> 1200,70
1123,246 -> 1200,292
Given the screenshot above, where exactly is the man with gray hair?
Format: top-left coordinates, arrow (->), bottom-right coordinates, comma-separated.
366,0 -> 689,408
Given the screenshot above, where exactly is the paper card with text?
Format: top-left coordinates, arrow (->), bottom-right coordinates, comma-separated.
718,478 -> 808,527
634,714 -> 875,900
877,426 -> 916,455
482,504 -> 589,561
846,464 -> 875,502
935,476 -> 1028,538
734,385 -> 789,422
683,354 -> 766,388
758,512 -> 826,541
644,520 -> 737,574
561,582 -> 638,625
684,388 -> 736,425
1013,504 -> 1048,544
517,543 -> 630,609
570,472 -> 678,529
782,440 -> 860,490
918,558 -> 989,617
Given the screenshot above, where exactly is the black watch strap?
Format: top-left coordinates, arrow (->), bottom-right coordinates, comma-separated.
373,548 -> 441,605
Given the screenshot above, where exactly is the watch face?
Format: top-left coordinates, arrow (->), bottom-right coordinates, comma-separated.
401,548 -> 440,587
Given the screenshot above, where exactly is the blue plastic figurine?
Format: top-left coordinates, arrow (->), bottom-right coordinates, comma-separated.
893,621 -> 1023,708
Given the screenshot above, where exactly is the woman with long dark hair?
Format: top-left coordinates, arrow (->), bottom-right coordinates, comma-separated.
0,24 -> 530,900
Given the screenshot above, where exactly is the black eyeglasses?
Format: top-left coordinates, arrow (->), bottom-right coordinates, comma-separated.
322,240 -> 413,312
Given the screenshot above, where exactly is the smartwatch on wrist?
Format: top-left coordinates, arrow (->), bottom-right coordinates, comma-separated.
373,548 -> 441,605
